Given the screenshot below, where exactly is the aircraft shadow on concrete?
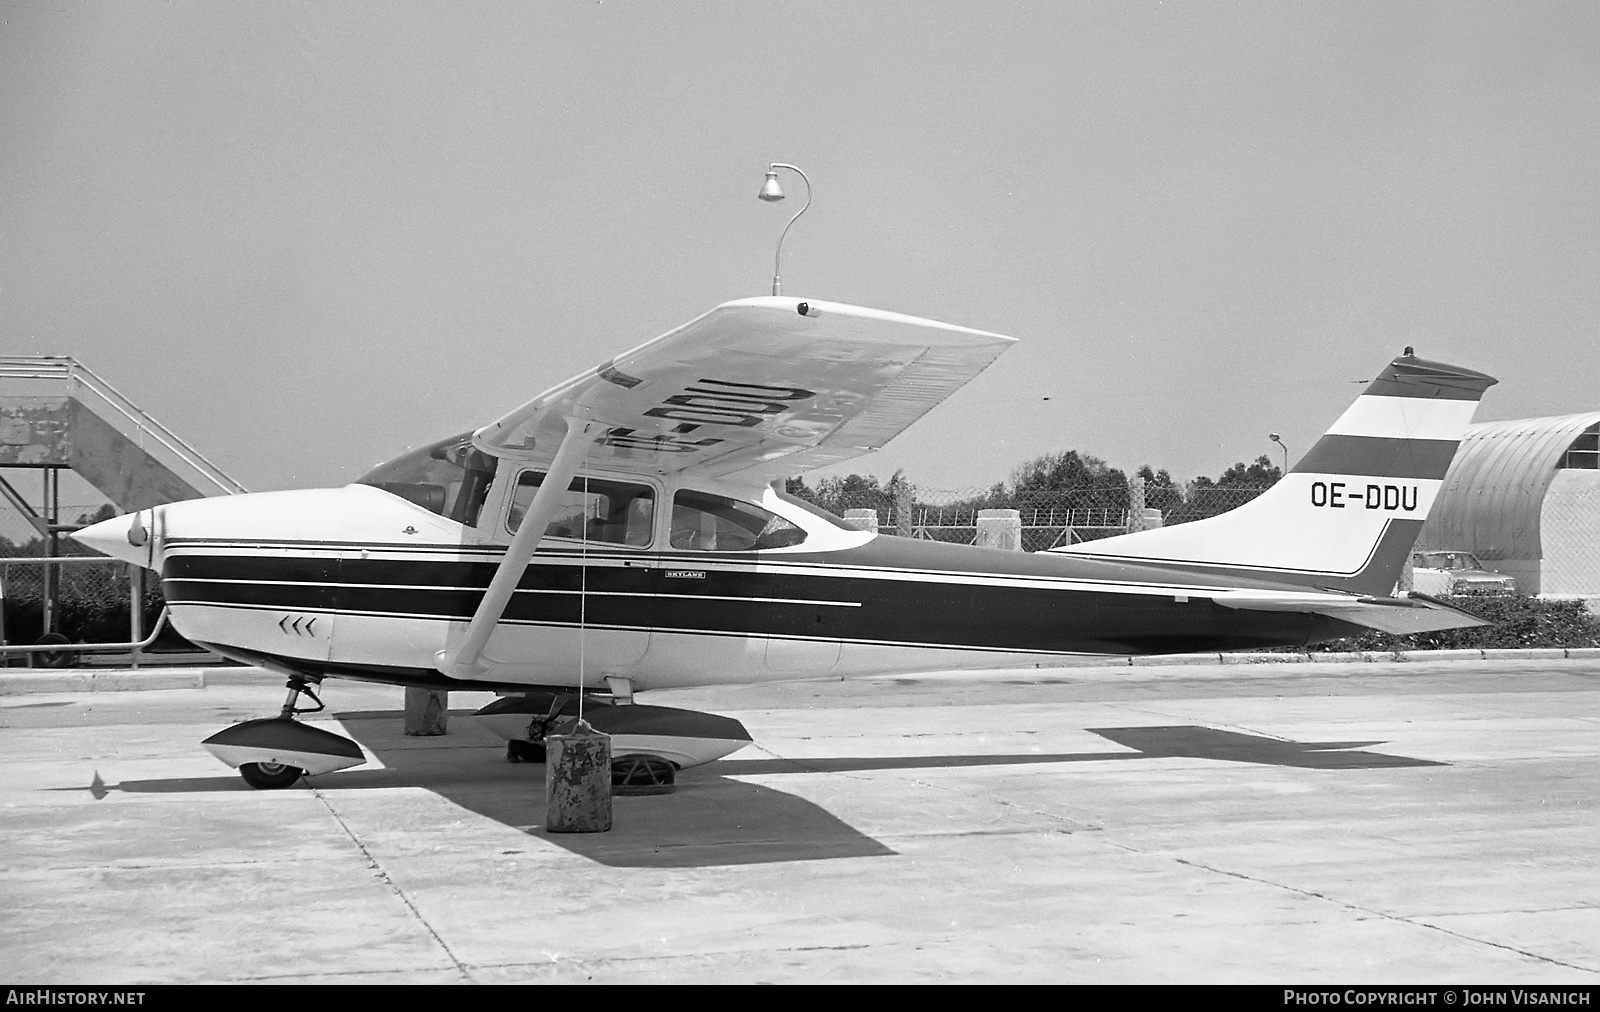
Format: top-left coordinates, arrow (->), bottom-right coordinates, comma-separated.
713,724 -> 1444,775
78,717 -> 1441,869
1087,725 -> 1447,769
84,709 -> 896,869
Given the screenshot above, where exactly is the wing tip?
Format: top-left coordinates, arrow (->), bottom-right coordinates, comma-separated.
711,296 -> 1016,344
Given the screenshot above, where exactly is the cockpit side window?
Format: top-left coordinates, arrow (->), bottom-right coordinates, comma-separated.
508,471 -> 655,547
358,434 -> 499,527
671,490 -> 807,552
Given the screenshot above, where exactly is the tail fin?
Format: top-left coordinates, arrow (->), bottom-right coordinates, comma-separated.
1054,353 -> 1497,595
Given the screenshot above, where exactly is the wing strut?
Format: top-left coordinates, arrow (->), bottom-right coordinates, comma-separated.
434,417 -> 597,679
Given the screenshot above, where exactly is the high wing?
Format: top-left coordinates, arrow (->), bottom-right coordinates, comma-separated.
437,296 -> 1015,677
472,297 -> 1016,482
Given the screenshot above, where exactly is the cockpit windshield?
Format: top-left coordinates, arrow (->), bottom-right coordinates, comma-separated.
357,433 -> 499,526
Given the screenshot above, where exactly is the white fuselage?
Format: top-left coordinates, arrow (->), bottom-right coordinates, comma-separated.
83,482 -> 1128,692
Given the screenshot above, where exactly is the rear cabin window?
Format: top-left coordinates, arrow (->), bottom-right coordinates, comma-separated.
508,472 -> 655,547
671,490 -> 807,552
358,434 -> 499,527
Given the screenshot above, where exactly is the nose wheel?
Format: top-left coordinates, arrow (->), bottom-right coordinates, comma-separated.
238,761 -> 304,789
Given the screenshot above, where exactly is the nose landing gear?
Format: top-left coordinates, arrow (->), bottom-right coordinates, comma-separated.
202,675 -> 367,789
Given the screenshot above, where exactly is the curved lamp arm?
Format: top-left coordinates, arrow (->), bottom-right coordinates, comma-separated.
1268,433 -> 1289,473
760,163 -> 812,296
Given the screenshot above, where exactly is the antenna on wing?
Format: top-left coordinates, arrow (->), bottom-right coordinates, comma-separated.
758,162 -> 812,296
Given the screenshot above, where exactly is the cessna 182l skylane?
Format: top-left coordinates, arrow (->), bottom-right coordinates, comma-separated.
76,297 -> 1494,789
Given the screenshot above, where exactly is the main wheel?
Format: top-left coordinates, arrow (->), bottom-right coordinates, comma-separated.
238,761 -> 304,789
611,754 -> 676,795
506,741 -> 546,764
33,632 -> 70,669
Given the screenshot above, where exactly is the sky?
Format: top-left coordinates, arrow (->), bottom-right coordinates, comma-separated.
3,1 -> 1598,518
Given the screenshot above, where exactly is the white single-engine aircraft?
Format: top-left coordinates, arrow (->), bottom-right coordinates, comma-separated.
76,297 -> 1495,789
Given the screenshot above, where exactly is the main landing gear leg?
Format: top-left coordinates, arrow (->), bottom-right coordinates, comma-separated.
505,694 -> 566,764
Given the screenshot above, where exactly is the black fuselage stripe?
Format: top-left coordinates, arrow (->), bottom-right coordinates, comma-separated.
165,577 -> 860,609
169,600 -> 1145,657
162,552 -> 1339,654
160,546 -> 1345,593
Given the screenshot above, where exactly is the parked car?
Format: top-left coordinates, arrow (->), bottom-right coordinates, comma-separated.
1409,551 -> 1518,596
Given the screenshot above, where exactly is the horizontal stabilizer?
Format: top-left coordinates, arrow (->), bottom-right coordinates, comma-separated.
1211,590 -> 1489,636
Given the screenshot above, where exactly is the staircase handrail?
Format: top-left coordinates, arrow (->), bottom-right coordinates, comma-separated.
0,356 -> 247,496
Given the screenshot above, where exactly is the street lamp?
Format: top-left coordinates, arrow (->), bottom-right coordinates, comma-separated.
1268,433 -> 1289,474
757,162 -> 812,296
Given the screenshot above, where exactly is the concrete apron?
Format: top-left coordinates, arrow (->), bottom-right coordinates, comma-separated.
2,662 -> 1599,981
5,647 -> 1600,696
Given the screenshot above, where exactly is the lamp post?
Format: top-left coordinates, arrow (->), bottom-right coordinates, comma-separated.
757,163 -> 812,296
1268,433 -> 1289,474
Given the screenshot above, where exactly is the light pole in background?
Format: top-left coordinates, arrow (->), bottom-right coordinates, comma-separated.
757,163 -> 812,296
1268,433 -> 1289,474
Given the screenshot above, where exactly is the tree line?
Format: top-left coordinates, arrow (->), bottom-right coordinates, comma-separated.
786,452 -> 1285,527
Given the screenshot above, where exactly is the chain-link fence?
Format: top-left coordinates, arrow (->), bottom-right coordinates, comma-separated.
795,482 -> 1277,551
0,557 -> 174,665
794,476 -> 1600,602
1159,486 -> 1278,525
904,489 -> 1134,551
1533,480 -> 1600,597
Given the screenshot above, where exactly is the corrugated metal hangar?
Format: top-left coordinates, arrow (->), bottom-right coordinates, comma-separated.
1417,411 -> 1600,597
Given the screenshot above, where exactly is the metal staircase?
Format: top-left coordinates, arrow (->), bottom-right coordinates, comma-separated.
0,356 -> 245,652
0,355 -> 246,517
